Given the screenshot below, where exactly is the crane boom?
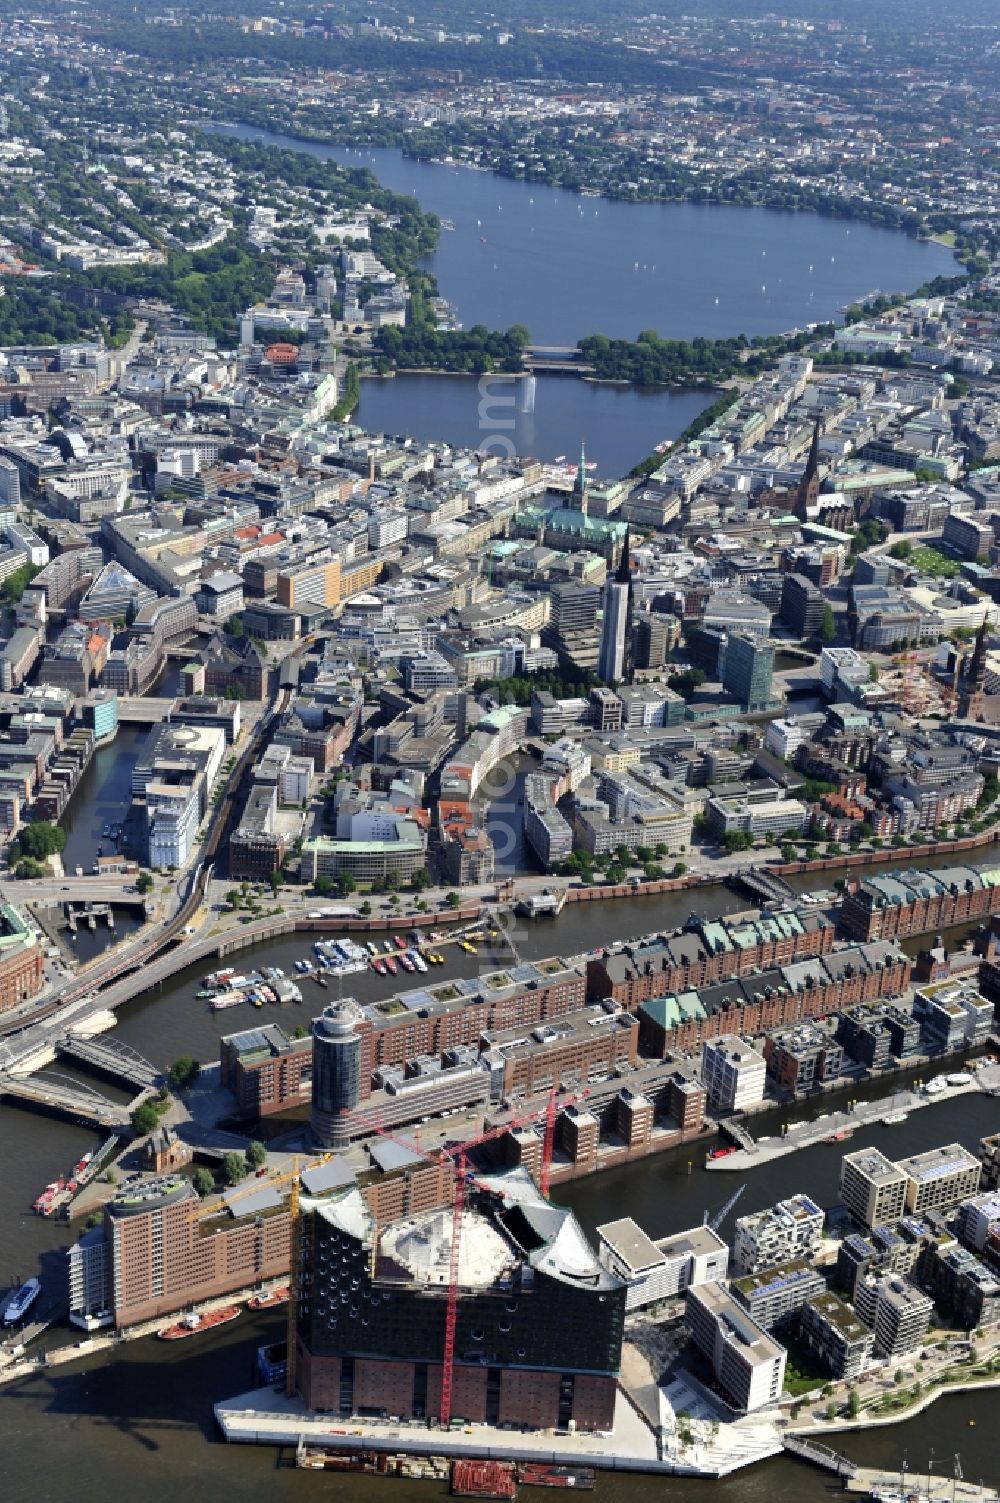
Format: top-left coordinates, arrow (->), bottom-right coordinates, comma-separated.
439,1152 -> 467,1429
285,1157 -> 301,1398
705,1183 -> 746,1233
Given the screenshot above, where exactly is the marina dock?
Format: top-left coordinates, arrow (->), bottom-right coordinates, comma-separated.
707,1064 -> 1000,1171
844,1467 -> 999,1501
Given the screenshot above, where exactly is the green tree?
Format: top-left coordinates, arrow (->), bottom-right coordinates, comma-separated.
337,871 -> 357,897
192,1167 -> 215,1198
167,1055 -> 200,1090
245,1140 -> 267,1171
847,1387 -> 861,1418
222,1151 -> 247,1187
314,874 -> 334,896
825,1401 -> 837,1421
0,561 -> 41,603
136,871 -> 154,894
268,868 -> 285,894
444,891 -> 461,908
359,899 -> 372,917
409,867 -> 431,893
671,862 -> 687,878
724,831 -> 753,854
131,1102 -> 159,1136
19,821 -> 66,860
819,604 -> 837,645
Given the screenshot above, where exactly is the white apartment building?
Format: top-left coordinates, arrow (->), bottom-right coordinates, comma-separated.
701,1035 -> 766,1114
765,717 -> 806,761
839,1148 -> 908,1230
597,1218 -> 728,1311
898,1143 -> 981,1217
368,509 -> 408,549
706,795 -> 807,842
955,1191 -> 1000,1252
733,1193 -> 825,1275
686,1281 -> 786,1413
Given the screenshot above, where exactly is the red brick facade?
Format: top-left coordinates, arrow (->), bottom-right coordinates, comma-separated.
0,934 -> 44,1013
841,873 -> 1000,942
296,1351 -> 616,1431
586,922 -> 834,1011
637,954 -> 912,1057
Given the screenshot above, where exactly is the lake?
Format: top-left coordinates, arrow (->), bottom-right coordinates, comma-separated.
355,371 -> 714,476
214,125 -> 957,347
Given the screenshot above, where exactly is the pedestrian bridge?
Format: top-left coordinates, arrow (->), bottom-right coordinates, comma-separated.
782,1434 -> 857,1477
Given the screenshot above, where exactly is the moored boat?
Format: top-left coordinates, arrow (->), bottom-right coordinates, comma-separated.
3,1278 -> 41,1325
247,1286 -> 289,1310
157,1304 -> 241,1340
33,1179 -> 65,1214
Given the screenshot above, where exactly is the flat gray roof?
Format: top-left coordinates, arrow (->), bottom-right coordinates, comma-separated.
596,1216 -> 664,1274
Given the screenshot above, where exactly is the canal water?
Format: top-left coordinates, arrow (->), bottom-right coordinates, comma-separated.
59,726 -> 146,879
355,373 -> 715,478
3,844 -> 1000,1491
213,126 -> 958,347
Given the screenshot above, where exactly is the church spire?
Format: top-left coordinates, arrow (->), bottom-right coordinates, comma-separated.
968,615 -> 990,691
571,439 -> 589,513
795,417 -> 822,522
804,417 -> 821,489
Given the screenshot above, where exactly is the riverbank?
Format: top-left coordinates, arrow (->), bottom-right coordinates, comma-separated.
771,820 -> 1000,878
707,1064 -> 1000,1173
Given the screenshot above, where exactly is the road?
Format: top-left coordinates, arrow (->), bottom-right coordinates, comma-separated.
4,876 -> 145,905
0,681 -> 290,1051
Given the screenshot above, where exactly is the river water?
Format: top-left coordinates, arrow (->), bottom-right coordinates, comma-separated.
3,841 -> 1000,1494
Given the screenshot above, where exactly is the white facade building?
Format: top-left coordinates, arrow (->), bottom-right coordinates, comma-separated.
733,1193 -> 825,1275
686,1281 -> 786,1413
597,1218 -> 728,1311
701,1035 -> 766,1113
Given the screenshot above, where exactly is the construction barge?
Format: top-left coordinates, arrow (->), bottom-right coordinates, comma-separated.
292,1445 -> 592,1495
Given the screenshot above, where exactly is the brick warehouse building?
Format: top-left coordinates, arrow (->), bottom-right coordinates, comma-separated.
633,941 -> 911,1057
0,902 -> 45,1012
586,909 -> 835,1012
220,962 -> 588,1116
840,864 -> 1000,943
69,1159 -> 457,1330
295,1167 -> 625,1430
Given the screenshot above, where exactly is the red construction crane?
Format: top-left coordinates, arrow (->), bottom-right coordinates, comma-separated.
434,1090 -> 589,1428
292,1088 -> 588,1422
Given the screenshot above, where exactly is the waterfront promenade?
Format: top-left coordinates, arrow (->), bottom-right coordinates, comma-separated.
707,1064 -> 1000,1172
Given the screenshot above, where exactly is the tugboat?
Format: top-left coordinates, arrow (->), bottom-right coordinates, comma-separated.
247,1286 -> 289,1310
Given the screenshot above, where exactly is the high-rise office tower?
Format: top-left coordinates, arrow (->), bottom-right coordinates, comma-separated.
722,632 -> 775,712
311,1001 -> 362,1149
597,529 -> 633,685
